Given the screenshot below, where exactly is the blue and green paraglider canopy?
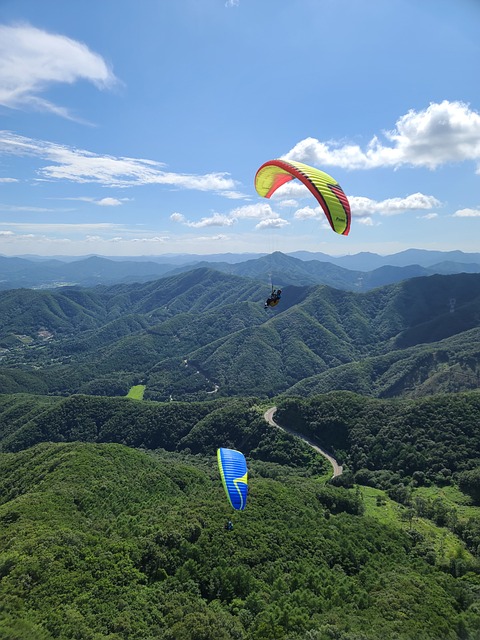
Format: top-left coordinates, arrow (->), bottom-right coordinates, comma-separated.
217,447 -> 248,511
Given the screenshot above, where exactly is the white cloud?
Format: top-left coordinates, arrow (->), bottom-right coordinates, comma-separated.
220,190 -> 249,200
418,213 -> 438,220
255,218 -> 289,230
196,234 -> 228,242
0,221 -> 121,233
277,199 -> 299,209
357,216 -> 374,226
453,208 -> 480,217
269,181 -> 310,199
0,24 -> 118,120
294,206 -> 320,220
348,193 -> 441,217
130,236 -> 168,243
170,203 -> 282,231
225,0 -> 239,7
230,203 -> 277,219
283,101 -> 480,172
97,197 -> 122,206
0,177 -> 18,183
55,196 -> 126,206
186,213 -> 235,228
170,212 -> 234,228
0,131 -> 238,193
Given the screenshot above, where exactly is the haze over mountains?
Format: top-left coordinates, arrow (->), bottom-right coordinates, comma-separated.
1,249 -> 480,291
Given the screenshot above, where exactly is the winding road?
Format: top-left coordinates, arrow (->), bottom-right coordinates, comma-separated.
264,407 -> 343,478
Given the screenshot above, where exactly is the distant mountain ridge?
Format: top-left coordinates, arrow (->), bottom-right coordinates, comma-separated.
1,249 -> 480,291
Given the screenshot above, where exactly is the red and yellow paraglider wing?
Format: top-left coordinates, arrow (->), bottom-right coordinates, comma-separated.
254,159 -> 351,236
254,162 -> 296,198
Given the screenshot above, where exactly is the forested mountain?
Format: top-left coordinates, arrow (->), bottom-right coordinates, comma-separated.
2,250 -> 480,291
0,389 -> 479,638
2,260 -> 480,637
1,268 -> 479,400
3,439 -> 479,639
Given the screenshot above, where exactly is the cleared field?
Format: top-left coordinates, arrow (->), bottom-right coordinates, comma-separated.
126,384 -> 146,400
360,485 -> 474,563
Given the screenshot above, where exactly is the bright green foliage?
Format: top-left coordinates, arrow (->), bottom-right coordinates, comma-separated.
0,442 -> 478,639
126,385 -> 146,400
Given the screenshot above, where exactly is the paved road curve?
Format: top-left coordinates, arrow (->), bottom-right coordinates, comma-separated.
264,406 -> 343,479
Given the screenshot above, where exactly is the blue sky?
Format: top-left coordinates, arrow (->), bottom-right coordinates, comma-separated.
0,0 -> 479,257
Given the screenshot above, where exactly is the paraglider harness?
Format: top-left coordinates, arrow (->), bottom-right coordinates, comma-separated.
265,286 -> 282,309
225,520 -> 234,531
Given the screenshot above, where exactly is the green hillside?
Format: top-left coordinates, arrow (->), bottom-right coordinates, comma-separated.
1,269 -> 480,400
1,441 -> 479,639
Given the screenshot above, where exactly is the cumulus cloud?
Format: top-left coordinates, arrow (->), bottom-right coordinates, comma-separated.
277,199 -> 299,209
255,218 -> 289,230
0,131 -> 239,193
170,202 -> 282,232
230,203 -> 277,219
357,216 -> 374,226
0,23 -> 118,120
283,101 -> 480,172
294,206 -> 320,220
348,193 -> 441,217
186,213 -> 235,228
453,208 -> 480,217
97,197 -> 123,206
269,181 -> 310,199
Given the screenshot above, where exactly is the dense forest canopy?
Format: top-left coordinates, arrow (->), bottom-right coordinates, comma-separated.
1,441 -> 479,640
1,270 -> 480,400
1,266 -> 480,638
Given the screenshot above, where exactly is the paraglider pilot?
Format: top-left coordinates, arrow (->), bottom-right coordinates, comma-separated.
265,288 -> 282,309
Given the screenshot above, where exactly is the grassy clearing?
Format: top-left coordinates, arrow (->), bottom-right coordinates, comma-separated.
414,484 -> 478,521
126,384 -> 146,400
360,485 -> 474,563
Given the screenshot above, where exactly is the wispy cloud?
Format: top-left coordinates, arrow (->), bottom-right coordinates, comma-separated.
0,23 -> 118,121
0,177 -> 18,183
170,212 -> 235,228
0,203 -> 73,212
225,0 -> 240,7
57,196 -> 126,206
0,131 -> 239,193
284,101 -> 480,173
0,222 -> 122,233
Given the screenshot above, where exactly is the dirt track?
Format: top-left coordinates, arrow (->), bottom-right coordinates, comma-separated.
264,406 -> 343,478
